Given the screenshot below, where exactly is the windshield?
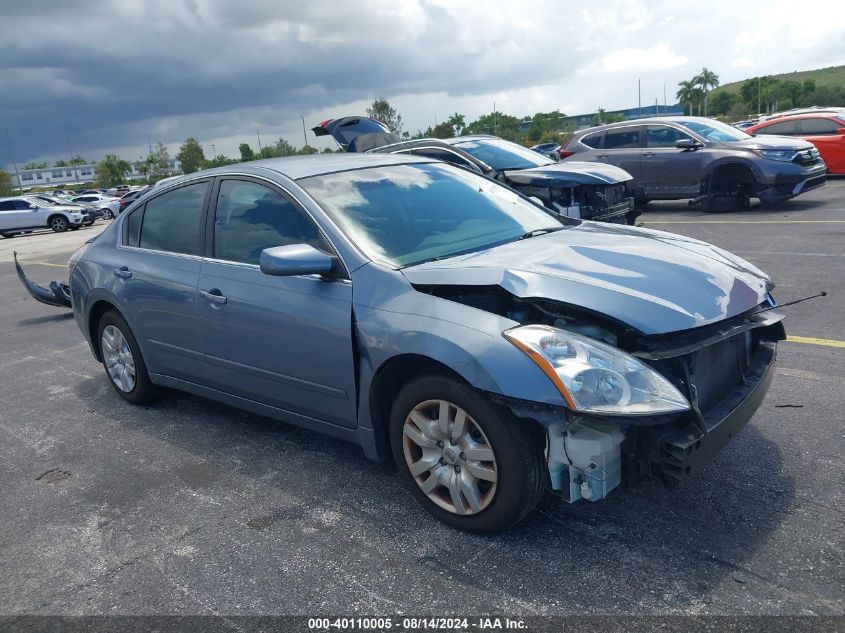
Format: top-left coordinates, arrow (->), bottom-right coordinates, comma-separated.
299,162 -> 563,267
677,119 -> 751,142
452,138 -> 554,170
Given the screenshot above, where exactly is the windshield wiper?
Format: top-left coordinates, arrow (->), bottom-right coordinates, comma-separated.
519,227 -> 564,240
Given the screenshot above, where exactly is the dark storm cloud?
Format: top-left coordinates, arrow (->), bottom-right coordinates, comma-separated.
2,0 -> 843,164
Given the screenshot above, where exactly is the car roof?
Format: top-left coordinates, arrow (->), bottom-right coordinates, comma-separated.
166,153 -> 436,185
751,112 -> 845,124
574,116 -> 713,135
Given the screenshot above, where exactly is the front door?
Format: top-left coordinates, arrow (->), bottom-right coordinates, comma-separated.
640,125 -> 703,197
197,177 -> 357,428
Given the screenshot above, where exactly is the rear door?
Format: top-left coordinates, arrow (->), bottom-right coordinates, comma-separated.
640,125 -> 703,197
0,200 -> 27,231
589,126 -> 644,183
116,179 -> 212,380
799,117 -> 845,173
196,177 -> 357,428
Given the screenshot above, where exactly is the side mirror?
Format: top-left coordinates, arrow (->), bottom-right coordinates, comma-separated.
259,244 -> 336,277
675,139 -> 702,150
837,128 -> 845,135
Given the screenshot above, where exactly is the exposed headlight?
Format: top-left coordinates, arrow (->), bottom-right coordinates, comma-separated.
755,149 -> 795,162
504,325 -> 690,415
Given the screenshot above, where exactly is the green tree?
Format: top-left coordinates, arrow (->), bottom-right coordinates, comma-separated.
708,91 -> 736,116
95,154 -> 131,187
676,80 -> 697,116
430,121 -> 456,138
54,160 -> 68,167
176,137 -> 205,174
296,145 -> 319,155
465,111 -> 521,140
69,155 -> 87,166
203,154 -> 239,168
694,68 -> 719,116
591,108 -> 625,126
239,143 -> 255,162
24,161 -> 48,169
447,113 -> 466,136
273,138 -> 296,156
0,171 -> 13,196
366,98 -> 404,135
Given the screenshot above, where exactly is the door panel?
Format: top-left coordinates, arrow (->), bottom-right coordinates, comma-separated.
590,126 -> 644,182
198,262 -> 357,426
641,125 -> 703,197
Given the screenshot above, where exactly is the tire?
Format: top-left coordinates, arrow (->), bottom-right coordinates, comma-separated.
49,215 -> 69,232
102,208 -> 114,220
97,310 -> 159,404
389,374 -> 545,533
704,194 -> 750,213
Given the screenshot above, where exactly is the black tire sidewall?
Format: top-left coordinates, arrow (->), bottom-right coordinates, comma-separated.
389,374 -> 544,533
97,310 -> 156,404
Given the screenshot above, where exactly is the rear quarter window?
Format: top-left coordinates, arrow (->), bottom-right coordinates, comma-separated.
580,132 -> 603,149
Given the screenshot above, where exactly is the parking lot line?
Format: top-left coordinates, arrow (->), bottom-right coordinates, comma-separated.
645,220 -> 845,224
785,335 -> 845,349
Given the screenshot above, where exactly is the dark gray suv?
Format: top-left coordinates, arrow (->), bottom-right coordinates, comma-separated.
562,116 -> 826,212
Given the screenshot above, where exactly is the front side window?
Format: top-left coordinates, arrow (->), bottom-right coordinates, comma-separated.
406,147 -> 479,172
801,118 -> 840,135
646,126 -> 694,147
604,128 -> 641,149
678,120 -> 750,142
299,163 -> 565,268
213,180 -> 326,265
139,181 -> 208,255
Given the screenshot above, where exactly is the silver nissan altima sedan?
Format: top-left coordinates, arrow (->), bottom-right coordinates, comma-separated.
16,153 -> 785,532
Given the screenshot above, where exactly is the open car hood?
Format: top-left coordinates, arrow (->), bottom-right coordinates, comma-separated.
402,223 -> 771,335
503,161 -> 633,187
312,116 -> 399,152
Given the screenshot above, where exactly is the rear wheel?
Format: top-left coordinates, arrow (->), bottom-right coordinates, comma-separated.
390,374 -> 545,533
97,310 -> 158,404
49,215 -> 68,232
101,208 -> 114,220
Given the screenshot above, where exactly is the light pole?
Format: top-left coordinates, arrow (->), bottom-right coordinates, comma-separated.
5,131 -> 23,193
67,140 -> 80,186
301,116 -> 308,149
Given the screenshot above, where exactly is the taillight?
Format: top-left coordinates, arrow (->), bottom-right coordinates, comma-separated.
558,149 -> 574,159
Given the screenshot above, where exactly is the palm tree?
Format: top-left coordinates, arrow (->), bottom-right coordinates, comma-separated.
694,68 -> 720,116
676,80 -> 697,116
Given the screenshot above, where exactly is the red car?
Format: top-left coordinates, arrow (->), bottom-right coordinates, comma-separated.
746,112 -> 845,174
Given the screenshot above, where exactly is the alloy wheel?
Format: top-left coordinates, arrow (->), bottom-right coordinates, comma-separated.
402,399 -> 498,516
101,325 -> 136,392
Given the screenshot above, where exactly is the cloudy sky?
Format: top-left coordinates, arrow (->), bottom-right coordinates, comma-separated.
3,0 -> 845,167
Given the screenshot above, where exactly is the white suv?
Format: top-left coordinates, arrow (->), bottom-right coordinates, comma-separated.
0,196 -> 85,236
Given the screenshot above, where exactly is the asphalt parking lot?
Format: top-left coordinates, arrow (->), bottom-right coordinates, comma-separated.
1,181 -> 843,618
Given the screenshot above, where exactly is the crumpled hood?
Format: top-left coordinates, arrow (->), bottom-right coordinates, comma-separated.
503,161 -> 633,187
728,136 -> 815,151
402,222 -> 772,335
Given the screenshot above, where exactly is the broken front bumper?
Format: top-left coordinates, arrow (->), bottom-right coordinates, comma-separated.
658,339 -> 776,483
14,252 -> 72,308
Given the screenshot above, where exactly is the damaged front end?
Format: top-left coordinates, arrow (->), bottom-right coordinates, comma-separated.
413,281 -> 784,503
14,251 -> 72,308
502,162 -> 638,225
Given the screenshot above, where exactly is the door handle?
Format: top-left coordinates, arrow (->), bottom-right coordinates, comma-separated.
200,289 -> 227,305
597,153 -> 610,158
113,267 -> 133,279
642,151 -> 656,157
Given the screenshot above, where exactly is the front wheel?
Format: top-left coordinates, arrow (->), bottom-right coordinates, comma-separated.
101,208 -> 114,220
390,374 -> 545,533
49,216 -> 69,232
704,194 -> 750,213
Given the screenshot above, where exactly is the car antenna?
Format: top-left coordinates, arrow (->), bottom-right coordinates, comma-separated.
748,291 -> 827,317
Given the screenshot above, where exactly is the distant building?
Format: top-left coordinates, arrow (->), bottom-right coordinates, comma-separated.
11,159 -> 182,190
520,104 -> 686,133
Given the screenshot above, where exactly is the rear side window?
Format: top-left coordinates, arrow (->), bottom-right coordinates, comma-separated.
801,118 -> 840,135
125,204 -> 143,247
0,201 -> 15,211
139,182 -> 208,255
213,180 -> 327,265
580,132 -> 603,148
759,120 -> 799,135
604,128 -> 641,149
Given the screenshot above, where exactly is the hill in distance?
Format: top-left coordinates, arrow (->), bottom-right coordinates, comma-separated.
714,65 -> 845,95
